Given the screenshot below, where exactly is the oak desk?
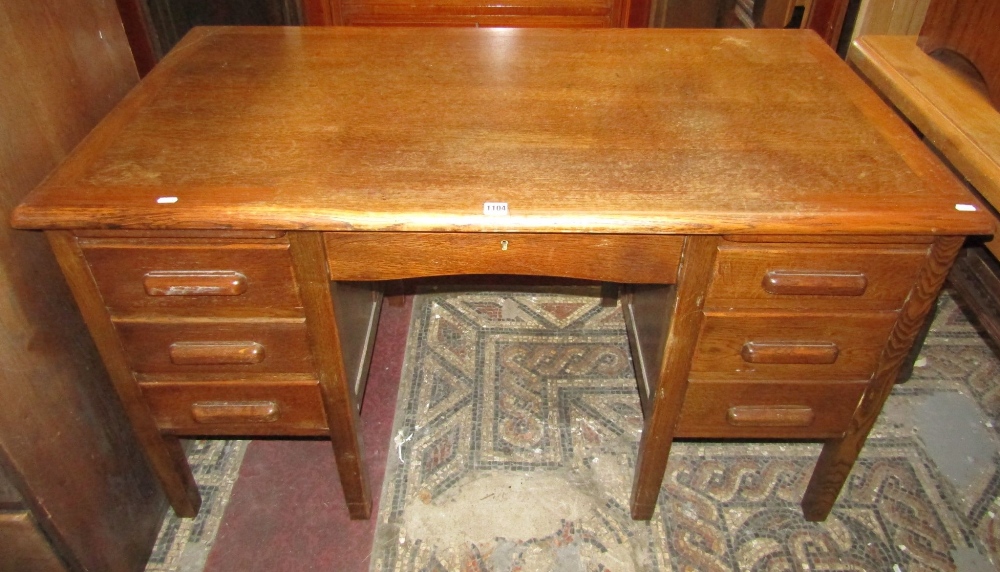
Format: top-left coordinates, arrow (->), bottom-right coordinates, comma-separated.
12,27 -> 991,522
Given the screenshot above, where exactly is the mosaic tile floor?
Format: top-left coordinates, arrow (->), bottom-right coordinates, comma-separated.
145,439 -> 247,572
143,287 -> 999,571
370,288 -> 1000,572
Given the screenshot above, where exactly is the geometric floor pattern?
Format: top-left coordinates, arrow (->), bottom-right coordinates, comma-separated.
144,439 -> 248,572
370,287 -> 999,572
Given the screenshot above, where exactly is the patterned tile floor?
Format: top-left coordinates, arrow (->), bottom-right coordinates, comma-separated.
370,287 -> 999,572
145,288 -> 1000,571
145,439 -> 248,572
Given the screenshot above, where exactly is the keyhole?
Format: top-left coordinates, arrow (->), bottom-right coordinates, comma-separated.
500,240 -> 509,251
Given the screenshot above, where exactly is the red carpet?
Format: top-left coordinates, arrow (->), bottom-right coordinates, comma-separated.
203,295 -> 411,572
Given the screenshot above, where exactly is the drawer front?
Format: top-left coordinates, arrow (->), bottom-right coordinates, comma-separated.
81,240 -> 303,318
340,0 -> 618,27
705,242 -> 929,311
115,320 -> 314,375
343,14 -> 612,26
141,381 -> 328,436
690,312 -> 899,381
324,232 -> 684,283
674,380 -> 868,439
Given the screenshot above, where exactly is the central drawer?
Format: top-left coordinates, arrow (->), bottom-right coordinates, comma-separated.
338,0 -> 621,27
323,232 -> 684,283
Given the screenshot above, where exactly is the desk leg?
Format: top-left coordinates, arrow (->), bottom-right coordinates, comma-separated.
801,236 -> 963,521
600,283 -> 619,307
630,236 -> 719,520
289,232 -> 372,520
46,230 -> 201,517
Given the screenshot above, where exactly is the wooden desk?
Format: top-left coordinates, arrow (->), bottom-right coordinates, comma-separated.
11,27 -> 991,522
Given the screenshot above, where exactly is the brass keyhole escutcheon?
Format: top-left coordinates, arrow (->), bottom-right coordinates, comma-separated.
500,240 -> 509,251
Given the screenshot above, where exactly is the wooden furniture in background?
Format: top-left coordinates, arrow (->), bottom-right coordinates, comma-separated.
806,0 -> 851,45
12,27 -> 990,523
918,0 -> 1000,108
115,0 -> 160,77
850,0 -> 930,42
117,0 -> 644,79
114,0 -> 303,77
0,1 -> 167,570
713,0 -> 848,48
850,3 -> 1000,354
302,0 -> 641,27
649,0 -> 729,27
719,0 -> 797,29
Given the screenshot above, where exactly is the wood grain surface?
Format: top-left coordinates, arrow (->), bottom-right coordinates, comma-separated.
11,27 -> 991,238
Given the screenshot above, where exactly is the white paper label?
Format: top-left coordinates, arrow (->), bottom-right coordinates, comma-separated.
157,196 -> 179,204
955,203 -> 977,212
483,202 -> 509,216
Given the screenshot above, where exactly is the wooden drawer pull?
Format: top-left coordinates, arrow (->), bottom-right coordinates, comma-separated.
762,271 -> 867,296
741,341 -> 839,364
143,271 -> 247,296
169,341 -> 266,365
191,401 -> 279,424
727,405 -> 815,427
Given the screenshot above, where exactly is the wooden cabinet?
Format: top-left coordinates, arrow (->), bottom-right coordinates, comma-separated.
0,0 -> 167,569
303,0 -> 638,26
714,0 -> 852,49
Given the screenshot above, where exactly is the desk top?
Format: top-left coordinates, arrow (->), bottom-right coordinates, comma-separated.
12,27 -> 991,236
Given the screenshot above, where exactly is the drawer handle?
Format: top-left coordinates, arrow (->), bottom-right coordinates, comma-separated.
741,341 -> 839,364
191,401 -> 279,424
169,341 -> 265,365
762,271 -> 867,297
143,271 -> 248,296
727,405 -> 815,427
